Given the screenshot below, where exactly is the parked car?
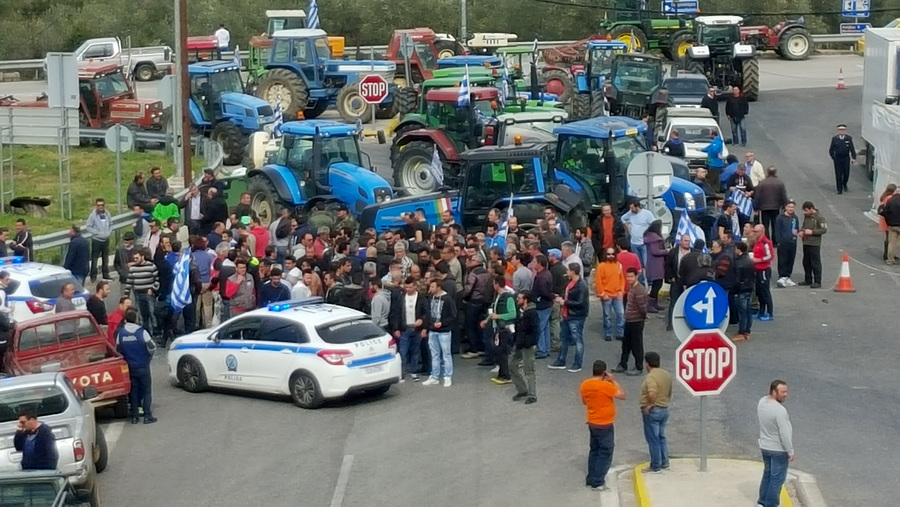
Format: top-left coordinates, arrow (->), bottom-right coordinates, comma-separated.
662,72 -> 710,107
0,373 -> 107,505
44,37 -> 174,82
0,470 -> 94,506
656,108 -> 729,172
2,312 -> 131,418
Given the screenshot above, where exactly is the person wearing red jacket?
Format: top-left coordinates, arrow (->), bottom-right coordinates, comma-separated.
249,217 -> 270,259
107,296 -> 132,347
750,224 -> 775,321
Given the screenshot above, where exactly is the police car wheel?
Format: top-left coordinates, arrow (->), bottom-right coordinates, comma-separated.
177,356 -> 208,393
290,371 -> 324,409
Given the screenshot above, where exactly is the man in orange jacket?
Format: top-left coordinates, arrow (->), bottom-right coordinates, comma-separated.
596,247 -> 626,341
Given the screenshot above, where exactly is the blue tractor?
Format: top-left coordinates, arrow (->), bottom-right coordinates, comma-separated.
254,28 -> 398,124
553,116 -> 707,225
360,142 -> 587,233
571,40 -> 629,119
242,120 -> 393,225
187,60 -> 276,166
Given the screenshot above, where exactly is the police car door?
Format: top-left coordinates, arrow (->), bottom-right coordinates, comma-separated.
205,316 -> 263,389
251,318 -> 311,391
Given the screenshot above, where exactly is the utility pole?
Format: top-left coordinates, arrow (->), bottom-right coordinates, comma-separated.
460,0 -> 467,43
176,0 -> 192,189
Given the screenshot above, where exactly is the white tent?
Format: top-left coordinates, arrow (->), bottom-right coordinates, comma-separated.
867,102 -> 900,219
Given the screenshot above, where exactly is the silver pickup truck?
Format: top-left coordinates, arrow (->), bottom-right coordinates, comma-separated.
45,36 -> 174,82
0,373 -> 106,506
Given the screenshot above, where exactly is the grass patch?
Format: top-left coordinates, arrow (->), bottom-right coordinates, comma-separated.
2,146 -> 203,236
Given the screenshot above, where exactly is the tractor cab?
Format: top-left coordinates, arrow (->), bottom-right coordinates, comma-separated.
553,116 -> 706,218
692,15 -> 745,48
77,63 -> 164,129
586,40 -> 630,80
387,28 -> 444,86
266,9 -> 307,33
606,53 -> 668,119
423,87 -> 498,144
685,16 -> 759,100
186,36 -> 222,63
487,111 -> 567,148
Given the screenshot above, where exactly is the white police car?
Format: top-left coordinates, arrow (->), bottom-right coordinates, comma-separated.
167,298 -> 401,409
2,258 -> 89,324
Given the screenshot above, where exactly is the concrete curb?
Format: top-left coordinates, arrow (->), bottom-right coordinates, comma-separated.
604,464 -> 631,506
632,463 -> 651,507
789,468 -> 829,507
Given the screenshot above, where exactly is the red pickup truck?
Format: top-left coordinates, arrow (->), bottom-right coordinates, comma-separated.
2,311 -> 131,417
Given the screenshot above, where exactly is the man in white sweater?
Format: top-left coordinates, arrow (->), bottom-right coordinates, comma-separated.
757,379 -> 794,507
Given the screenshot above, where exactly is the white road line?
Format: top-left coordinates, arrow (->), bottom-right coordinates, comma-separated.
330,454 -> 354,507
101,422 -> 125,456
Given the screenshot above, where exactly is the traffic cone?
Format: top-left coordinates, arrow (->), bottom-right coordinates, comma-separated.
834,253 -> 856,292
836,68 -> 847,90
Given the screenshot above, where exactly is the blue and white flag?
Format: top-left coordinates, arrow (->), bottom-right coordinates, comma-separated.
232,45 -> 241,68
273,94 -> 284,138
457,65 -> 470,107
531,38 -> 539,64
171,248 -> 192,312
430,145 -> 444,187
729,188 -> 754,218
676,212 -> 706,248
500,60 -> 510,107
497,195 -> 514,238
307,0 -> 320,29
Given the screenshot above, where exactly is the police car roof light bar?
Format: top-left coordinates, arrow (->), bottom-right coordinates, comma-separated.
268,297 -> 325,312
0,256 -> 25,265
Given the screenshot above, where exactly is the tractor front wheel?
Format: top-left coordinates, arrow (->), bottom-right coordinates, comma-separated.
741,58 -> 760,102
336,85 -> 375,124
393,140 -> 443,196
543,69 -> 574,104
396,88 -> 418,116
248,175 -> 287,227
257,68 -> 309,120
435,40 -> 466,59
779,28 -> 812,61
211,122 -> 247,166
376,99 -> 399,120
571,94 -> 590,120
609,25 -> 649,53
669,33 -> 694,61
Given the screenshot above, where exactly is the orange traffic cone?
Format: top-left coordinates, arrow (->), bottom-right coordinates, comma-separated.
834,253 -> 856,292
836,68 -> 847,90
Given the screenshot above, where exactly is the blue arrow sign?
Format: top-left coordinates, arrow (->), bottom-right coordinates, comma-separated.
842,0 -> 870,18
682,281 -> 729,330
840,22 -> 871,34
663,0 -> 699,15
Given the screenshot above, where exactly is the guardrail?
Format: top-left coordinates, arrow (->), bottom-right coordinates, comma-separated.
0,33 -> 862,75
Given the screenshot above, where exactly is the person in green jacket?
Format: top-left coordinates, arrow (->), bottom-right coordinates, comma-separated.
152,196 -> 181,227
482,275 -> 517,385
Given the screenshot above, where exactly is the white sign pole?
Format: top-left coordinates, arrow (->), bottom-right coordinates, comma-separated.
700,395 -> 708,471
116,127 -> 123,213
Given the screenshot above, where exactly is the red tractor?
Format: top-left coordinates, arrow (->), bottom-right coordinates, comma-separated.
740,18 -> 813,60
1,63 -> 165,130
384,28 -> 466,88
538,36 -> 607,103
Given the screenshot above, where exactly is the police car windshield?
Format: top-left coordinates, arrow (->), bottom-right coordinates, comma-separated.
316,318 -> 386,344
0,386 -> 69,423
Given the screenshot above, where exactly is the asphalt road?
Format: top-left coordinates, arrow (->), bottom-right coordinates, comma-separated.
17,53 -> 895,506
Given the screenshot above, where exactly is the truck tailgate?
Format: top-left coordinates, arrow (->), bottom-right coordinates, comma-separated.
64,359 -> 131,405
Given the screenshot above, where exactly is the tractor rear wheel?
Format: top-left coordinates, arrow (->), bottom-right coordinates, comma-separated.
741,58 -> 760,102
669,33 -> 694,61
543,69 -> 574,104
590,90 -> 607,118
248,175 -> 287,227
211,122 -> 246,166
376,99 -> 398,119
435,40 -> 466,59
336,85 -> 375,124
779,28 -> 812,61
397,88 -> 418,116
257,68 -> 309,120
393,140 -> 442,196
609,25 -> 649,52
571,94 -> 590,120
304,101 -> 329,119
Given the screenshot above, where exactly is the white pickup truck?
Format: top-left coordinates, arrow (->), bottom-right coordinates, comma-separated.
46,36 -> 174,82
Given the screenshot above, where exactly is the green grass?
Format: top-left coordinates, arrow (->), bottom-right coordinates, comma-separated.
3,146 -> 204,235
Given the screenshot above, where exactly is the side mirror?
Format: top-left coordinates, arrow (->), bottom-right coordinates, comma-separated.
283,135 -> 295,150
209,332 -> 220,344
82,386 -> 99,401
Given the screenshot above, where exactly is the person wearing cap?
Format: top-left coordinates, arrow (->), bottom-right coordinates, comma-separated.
828,124 -> 856,194
798,201 -> 827,288
114,231 -> 137,284
334,204 -> 358,236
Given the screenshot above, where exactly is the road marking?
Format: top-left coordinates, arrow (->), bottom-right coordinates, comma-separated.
330,454 -> 354,507
826,203 -> 858,235
101,422 -> 125,456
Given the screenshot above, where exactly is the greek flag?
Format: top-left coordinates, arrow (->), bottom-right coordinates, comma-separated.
307,0 -> 320,29
457,65 -> 470,107
500,60 -> 510,106
497,195 -> 514,238
531,38 -> 539,64
430,145 -> 444,186
676,212 -> 704,247
273,94 -> 283,138
171,248 -> 192,312
730,188 -> 754,218
232,45 -> 241,68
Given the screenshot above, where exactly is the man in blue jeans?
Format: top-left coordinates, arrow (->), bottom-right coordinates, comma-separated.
757,379 -> 793,507
548,263 -> 588,373
531,254 -> 554,359
732,241 -> 755,342
115,308 -> 158,424
620,199 -> 655,283
639,351 -> 672,473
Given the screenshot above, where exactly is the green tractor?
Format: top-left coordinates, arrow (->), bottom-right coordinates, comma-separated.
606,53 -> 669,120
681,16 -> 760,101
600,0 -> 695,60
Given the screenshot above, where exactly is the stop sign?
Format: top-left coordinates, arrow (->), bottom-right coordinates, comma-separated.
358,74 -> 389,104
675,329 -> 737,396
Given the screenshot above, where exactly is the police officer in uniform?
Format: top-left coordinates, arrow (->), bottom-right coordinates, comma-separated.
828,124 -> 856,194
116,308 -> 157,425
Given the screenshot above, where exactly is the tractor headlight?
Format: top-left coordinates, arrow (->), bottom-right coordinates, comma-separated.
683,192 -> 696,211
374,187 -> 392,203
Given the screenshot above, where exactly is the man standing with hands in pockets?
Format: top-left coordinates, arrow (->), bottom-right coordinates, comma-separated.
757,380 -> 794,507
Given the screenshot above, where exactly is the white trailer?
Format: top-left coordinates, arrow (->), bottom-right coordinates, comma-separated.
861,28 -> 900,215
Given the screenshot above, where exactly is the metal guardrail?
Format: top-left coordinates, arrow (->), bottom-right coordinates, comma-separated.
0,33 -> 862,74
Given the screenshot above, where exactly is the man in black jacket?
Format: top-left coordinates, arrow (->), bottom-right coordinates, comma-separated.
754,167 -> 789,240
532,254 -> 554,359
547,249 -> 568,354
548,263 -> 589,373
390,277 -> 428,381
732,242 -> 755,341
828,124 -> 856,194
461,253 -> 492,361
511,290 -> 538,404
201,187 -> 229,236
63,225 -> 90,285
14,409 -> 57,470
665,235 -> 693,331
422,279 -> 456,387
701,86 -> 719,122
725,87 -> 749,146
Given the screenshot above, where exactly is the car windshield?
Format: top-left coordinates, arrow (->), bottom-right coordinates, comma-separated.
316,318 -> 386,344
700,25 -> 738,45
612,62 -> 660,94
0,480 -> 62,505
664,78 -> 707,96
674,124 -> 720,143
93,73 -> 129,100
0,385 -> 69,423
209,69 -> 244,95
590,48 -> 620,76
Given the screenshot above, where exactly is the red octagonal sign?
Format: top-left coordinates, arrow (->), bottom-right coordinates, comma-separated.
358,74 -> 389,104
676,329 -> 737,396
